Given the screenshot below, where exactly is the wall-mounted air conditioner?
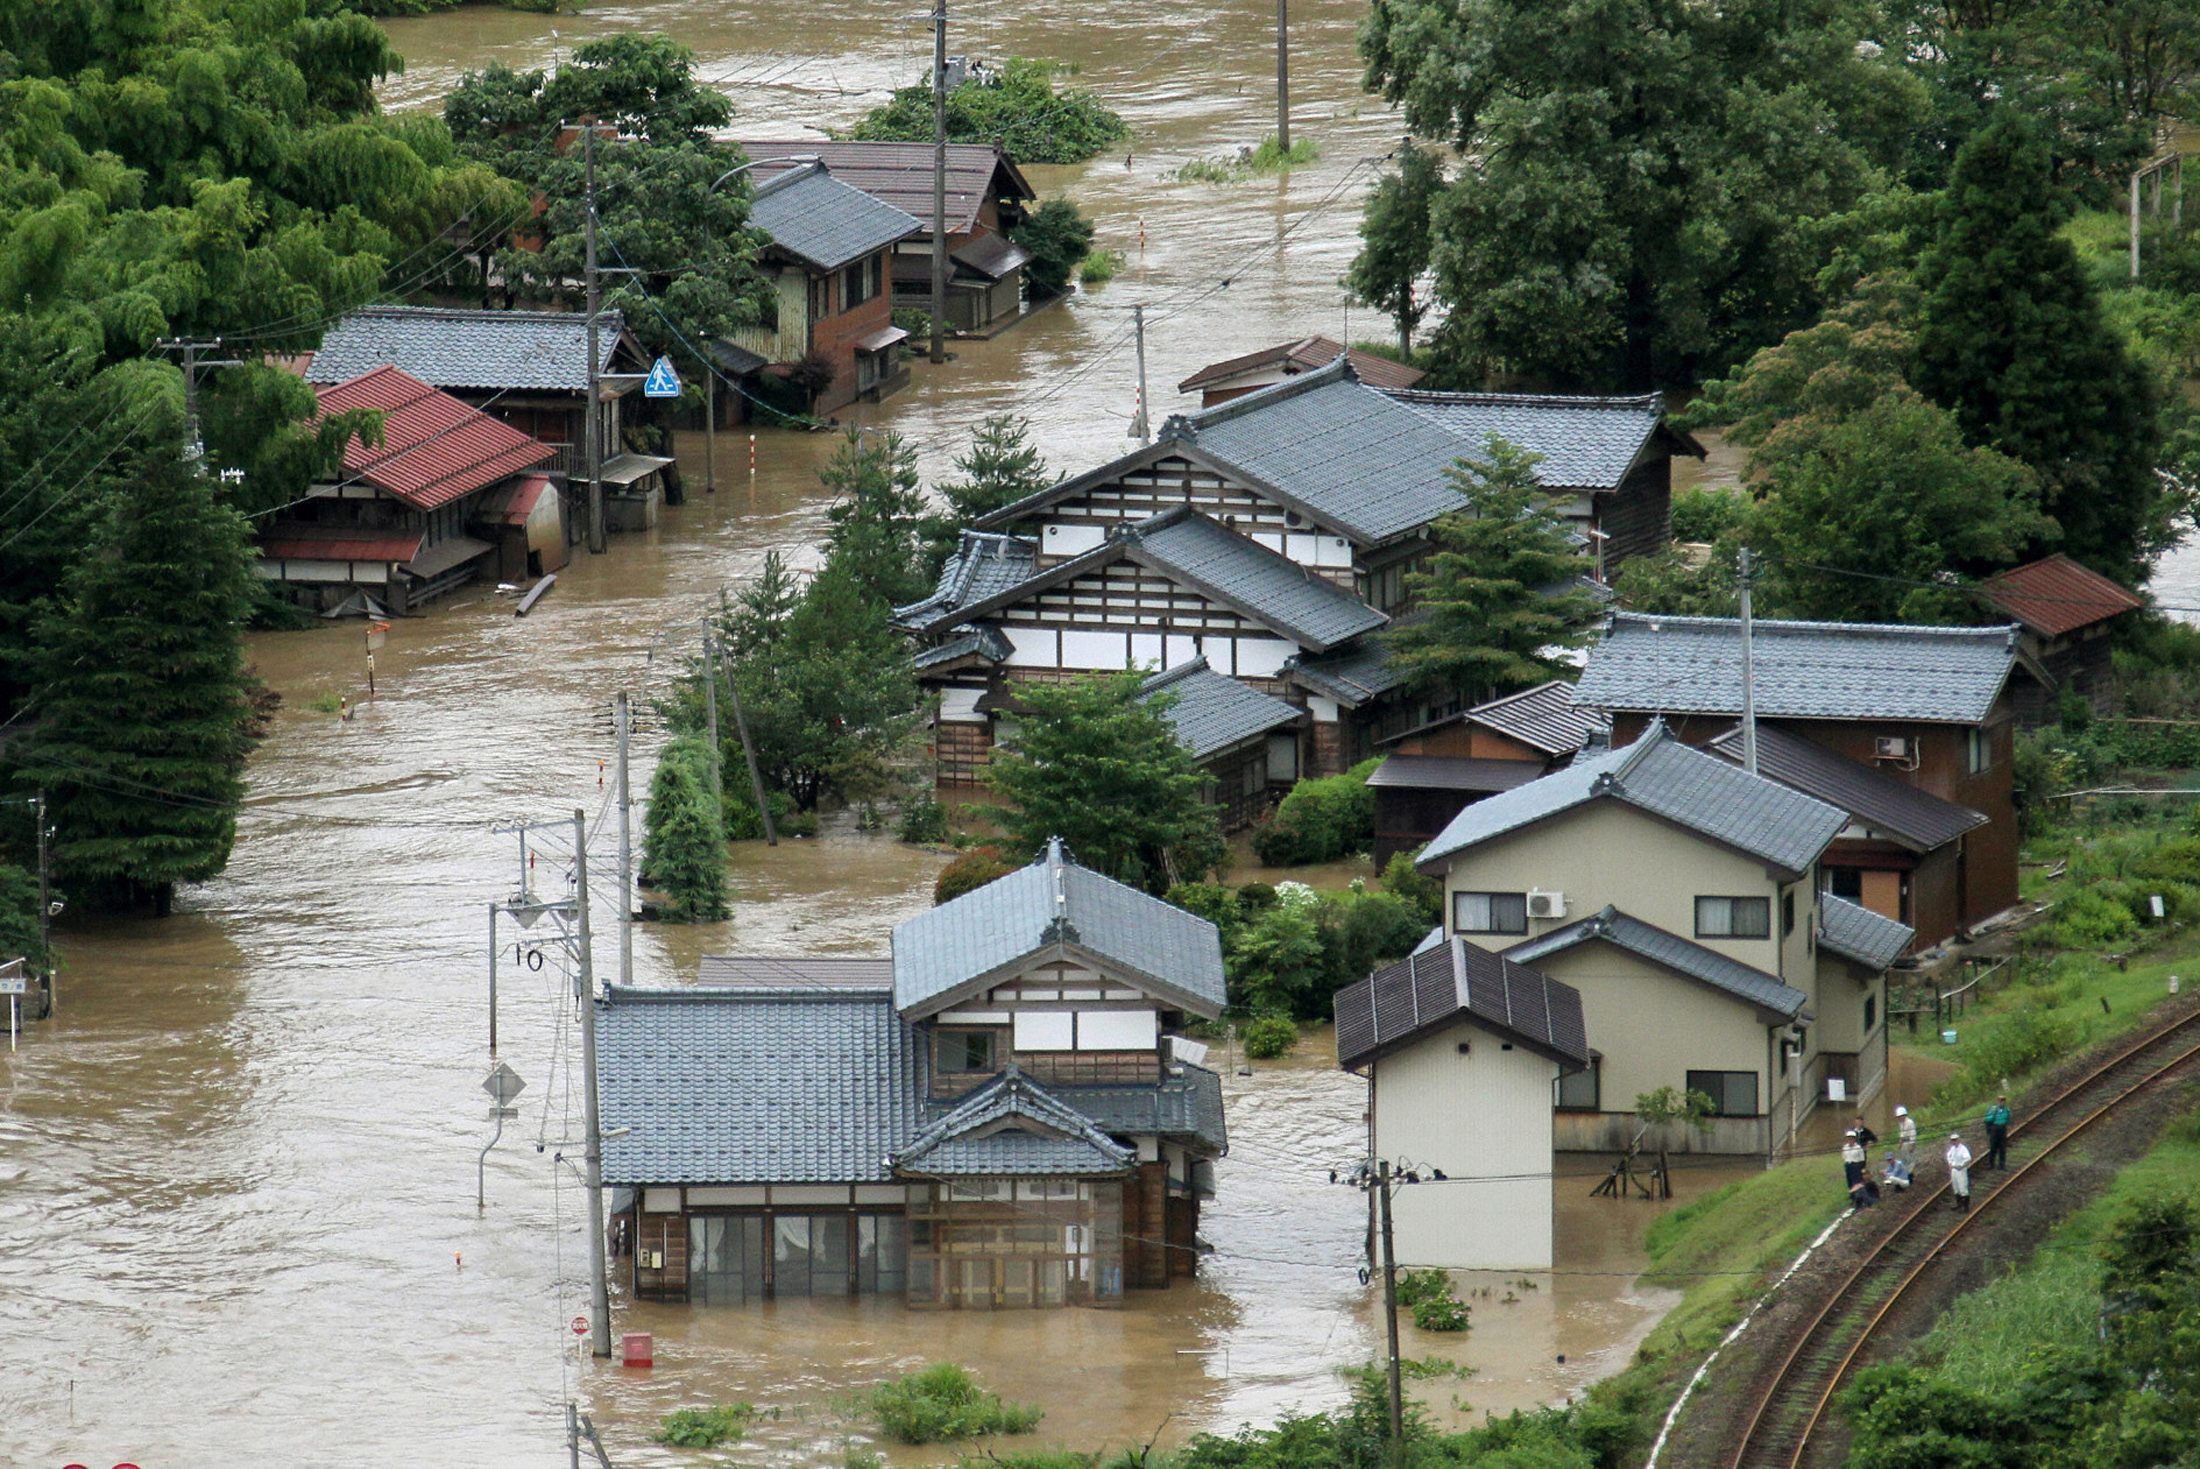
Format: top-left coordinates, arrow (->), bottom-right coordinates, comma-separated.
1873,736 -> 1911,761
1527,890 -> 1567,919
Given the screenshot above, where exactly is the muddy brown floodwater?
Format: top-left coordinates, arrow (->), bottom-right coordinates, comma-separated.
2,4 -> 1730,1463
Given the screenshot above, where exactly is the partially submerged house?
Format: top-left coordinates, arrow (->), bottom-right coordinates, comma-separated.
1368,681 -> 1606,865
725,161 -> 923,415
1574,612 -> 2033,934
739,141 -> 1037,333
1982,554 -> 2144,724
1413,721 -> 1907,1156
599,840 -> 1228,1309
256,366 -> 553,614
1334,939 -> 1589,1270
1139,658 -> 1303,831
1178,335 -> 1426,406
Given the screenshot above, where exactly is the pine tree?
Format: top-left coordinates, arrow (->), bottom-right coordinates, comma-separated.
1914,111 -> 2163,578
821,428 -> 928,608
640,736 -> 729,922
15,447 -> 261,914
920,415 -> 1052,577
1381,438 -> 1599,702
986,670 -> 1226,895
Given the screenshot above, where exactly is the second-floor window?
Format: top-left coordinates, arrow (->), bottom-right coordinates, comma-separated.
1453,890 -> 1528,935
1966,725 -> 1993,775
1696,895 -> 1771,939
935,1029 -> 997,1074
842,255 -> 881,310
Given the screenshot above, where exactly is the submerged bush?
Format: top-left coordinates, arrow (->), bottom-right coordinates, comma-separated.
1242,1014 -> 1299,1059
1396,1269 -> 1470,1332
1252,758 -> 1381,866
653,1403 -> 755,1447
871,1363 -> 1042,1444
936,849 -> 1016,905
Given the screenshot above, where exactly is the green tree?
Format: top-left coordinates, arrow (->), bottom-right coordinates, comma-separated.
1346,144 -> 1444,356
1914,113 -> 2163,579
0,861 -> 48,971
641,735 -> 729,922
920,415 -> 1053,577
1010,198 -> 1097,300
1359,0 -> 1924,385
986,670 -> 1226,894
822,428 -> 929,608
14,445 -> 262,914
849,57 -> 1128,164
1381,439 -> 1597,703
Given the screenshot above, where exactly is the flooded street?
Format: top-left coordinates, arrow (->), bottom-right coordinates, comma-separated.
1,4 -> 1709,1463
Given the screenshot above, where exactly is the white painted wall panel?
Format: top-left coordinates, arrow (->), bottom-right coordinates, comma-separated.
1043,522 -> 1106,555
1014,1011 -> 1075,1051
940,687 -> 985,721
687,1185 -> 768,1206
1129,632 -> 1165,667
1005,625 -> 1057,667
1060,629 -> 1128,669
1077,1010 -> 1157,1050
1236,637 -> 1296,677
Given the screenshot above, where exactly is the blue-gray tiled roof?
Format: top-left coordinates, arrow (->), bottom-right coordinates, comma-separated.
893,1067 -> 1136,1176
1707,723 -> 1987,853
1386,388 -> 1681,491
1505,906 -> 1810,1020
1141,659 -> 1300,760
910,626 -> 1014,671
1574,612 -> 2025,725
308,305 -> 626,392
1416,721 -> 1846,878
749,161 -> 924,272
894,531 -> 1037,633
1465,680 -> 1605,757
1131,510 -> 1387,650
892,837 -> 1227,1016
1050,1064 -> 1228,1156
1286,640 -> 1403,706
596,986 -> 919,1185
1818,895 -> 1914,970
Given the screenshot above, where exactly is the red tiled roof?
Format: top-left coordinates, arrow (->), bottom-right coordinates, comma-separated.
259,523 -> 425,564
497,473 -> 553,527
1983,553 -> 2144,637
1178,335 -> 1427,393
314,365 -> 553,511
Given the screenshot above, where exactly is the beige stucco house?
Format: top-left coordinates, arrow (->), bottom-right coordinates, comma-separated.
1415,721 -> 1910,1159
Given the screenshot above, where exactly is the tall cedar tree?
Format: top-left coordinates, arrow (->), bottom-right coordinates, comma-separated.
986,671 -> 1226,895
1913,113 -> 2163,579
1346,144 -> 1445,356
1381,439 -> 1598,702
821,428 -> 929,608
16,448 -> 261,914
920,415 -> 1052,578
640,735 -> 729,921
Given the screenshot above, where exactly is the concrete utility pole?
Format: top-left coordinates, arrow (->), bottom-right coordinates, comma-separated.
34,791 -> 49,1014
701,629 -> 723,802
158,338 -> 243,466
614,691 -> 633,988
572,806 -> 612,1359
723,648 -> 777,847
582,124 -> 608,555
1275,0 -> 1291,151
1738,545 -> 1759,776
486,901 -> 498,1052
1131,303 -> 1152,445
930,0 -> 949,365
1376,1160 -> 1404,1448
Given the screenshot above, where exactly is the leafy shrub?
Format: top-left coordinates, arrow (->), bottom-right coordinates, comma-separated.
2046,887 -> 2139,948
1946,1005 -> 2078,1103
1380,851 -> 1442,927
1231,892 -> 1329,1016
1171,135 -> 1320,182
1335,889 -> 1429,977
1242,1014 -> 1299,1059
1077,247 -> 1125,286
1236,880 -> 1278,912
870,1363 -> 1041,1444
849,57 -> 1129,164
1011,198 -> 1097,299
892,306 -> 932,344
936,849 -> 1015,905
1396,1269 -> 1469,1332
1166,881 -> 1245,950
654,1403 -> 755,1447
1252,758 -> 1381,866
724,787 -> 813,841
898,790 -> 949,845
1669,486 -> 1749,543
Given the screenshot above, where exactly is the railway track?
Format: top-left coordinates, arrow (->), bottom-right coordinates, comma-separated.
1721,1003 -> 2200,1469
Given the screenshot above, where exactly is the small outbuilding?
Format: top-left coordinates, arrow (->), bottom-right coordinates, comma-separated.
1368,681 -> 1606,865
1177,335 -> 1426,406
1982,553 -> 2144,723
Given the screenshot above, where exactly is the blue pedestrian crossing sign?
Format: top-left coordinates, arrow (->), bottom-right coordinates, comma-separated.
643,356 -> 682,398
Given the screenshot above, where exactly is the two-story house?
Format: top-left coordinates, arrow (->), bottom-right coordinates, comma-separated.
597,839 -> 1227,1310
731,161 -> 924,415
1411,722 -> 1910,1158
1573,612 -> 2042,946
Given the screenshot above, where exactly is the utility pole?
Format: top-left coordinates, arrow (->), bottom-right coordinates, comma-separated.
725,659 -> 777,847
1275,0 -> 1291,152
33,790 -> 49,1014
1376,1160 -> 1404,1450
1131,303 -> 1151,445
158,339 -> 243,466
1738,546 -> 1758,776
930,0 -> 949,365
486,901 -> 498,1053
573,807 -> 612,1359
704,357 -> 717,495
582,124 -> 608,555
701,629 -> 723,802
614,691 -> 634,987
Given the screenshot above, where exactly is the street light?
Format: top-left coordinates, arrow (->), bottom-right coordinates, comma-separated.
709,154 -> 820,192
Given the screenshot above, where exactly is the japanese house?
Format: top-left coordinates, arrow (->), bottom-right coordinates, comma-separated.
1334,938 -> 1589,1270
1982,554 -> 2145,724
1574,612 -> 2038,935
724,161 -> 923,415
1140,659 -> 1303,831
1368,681 -> 1606,866
304,305 -> 668,532
739,141 -> 1037,333
1413,721 -> 1910,1157
256,366 -> 553,614
598,839 -> 1228,1310
1177,335 -> 1425,406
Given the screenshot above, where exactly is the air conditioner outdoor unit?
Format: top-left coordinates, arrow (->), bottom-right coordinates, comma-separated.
1527,890 -> 1567,919
1873,736 -> 1912,761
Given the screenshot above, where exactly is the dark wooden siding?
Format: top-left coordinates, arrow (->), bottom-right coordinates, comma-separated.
1594,454 -> 1673,570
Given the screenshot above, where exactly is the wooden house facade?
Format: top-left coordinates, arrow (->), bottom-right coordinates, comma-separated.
1368,681 -> 1607,865
1983,554 -> 2144,724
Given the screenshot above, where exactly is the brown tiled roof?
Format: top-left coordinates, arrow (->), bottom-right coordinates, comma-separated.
1983,554 -> 2144,637
1178,335 -> 1426,393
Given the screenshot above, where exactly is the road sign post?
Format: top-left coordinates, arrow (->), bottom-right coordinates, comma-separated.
1,965 -> 23,1052
642,357 -> 682,399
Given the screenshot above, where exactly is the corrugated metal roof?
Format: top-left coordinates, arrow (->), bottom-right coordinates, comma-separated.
748,161 -> 923,272
1504,906 -> 1809,1020
1574,612 -> 2023,725
1417,721 -> 1846,877
695,956 -> 894,988
736,140 -> 1035,233
1818,895 -> 1914,971
314,365 -> 553,511
1178,336 -> 1426,393
1365,754 -> 1546,794
1140,659 -> 1301,760
307,305 -> 625,393
597,986 -> 921,1185
258,523 -> 424,564
951,232 -> 1034,281
892,837 -> 1227,1016
1334,936 -> 1589,1072
1707,724 -> 1986,852
1983,554 -> 2144,637
893,532 -> 1037,633
891,1068 -> 1136,1177
1465,680 -> 1606,757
